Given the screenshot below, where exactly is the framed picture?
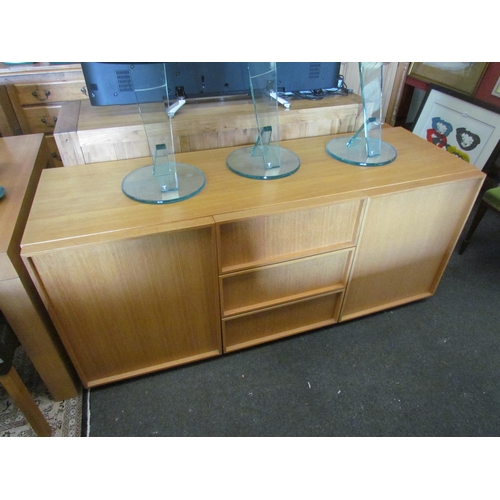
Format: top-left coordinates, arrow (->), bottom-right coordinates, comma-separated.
492,75 -> 500,98
408,62 -> 488,95
412,87 -> 500,170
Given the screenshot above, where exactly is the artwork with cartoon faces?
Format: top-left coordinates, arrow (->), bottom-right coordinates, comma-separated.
426,120 -> 482,159
426,117 -> 453,148
414,90 -> 500,170
456,127 -> 481,151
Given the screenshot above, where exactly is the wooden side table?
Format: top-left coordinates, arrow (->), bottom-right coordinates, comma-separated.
54,94 -> 364,166
0,134 -> 79,401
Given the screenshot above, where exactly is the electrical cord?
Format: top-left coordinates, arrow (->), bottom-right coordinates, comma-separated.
280,75 -> 350,100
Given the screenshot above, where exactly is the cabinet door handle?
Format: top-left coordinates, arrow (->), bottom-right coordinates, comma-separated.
32,90 -> 51,101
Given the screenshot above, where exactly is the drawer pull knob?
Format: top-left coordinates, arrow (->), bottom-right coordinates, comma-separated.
40,116 -> 57,126
81,86 -> 88,96
32,90 -> 51,101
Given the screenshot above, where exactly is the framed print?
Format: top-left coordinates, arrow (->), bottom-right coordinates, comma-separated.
409,62 -> 488,95
492,75 -> 500,98
413,88 -> 500,170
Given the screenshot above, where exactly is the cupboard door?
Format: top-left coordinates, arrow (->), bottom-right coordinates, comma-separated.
27,226 -> 221,387
341,178 -> 483,320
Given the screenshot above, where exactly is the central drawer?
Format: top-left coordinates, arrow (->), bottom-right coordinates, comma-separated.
221,249 -> 354,317
216,198 -> 363,273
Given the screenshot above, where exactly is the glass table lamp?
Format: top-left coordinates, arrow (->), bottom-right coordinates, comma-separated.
226,62 -> 300,179
326,62 -> 397,166
121,64 -> 206,204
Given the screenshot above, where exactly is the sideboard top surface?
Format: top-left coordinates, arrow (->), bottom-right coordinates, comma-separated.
21,127 -> 485,255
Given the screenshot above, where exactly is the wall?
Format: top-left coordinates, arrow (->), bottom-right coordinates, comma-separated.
473,62 -> 500,110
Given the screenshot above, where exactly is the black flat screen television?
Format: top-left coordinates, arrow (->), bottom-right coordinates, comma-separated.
81,62 -> 342,106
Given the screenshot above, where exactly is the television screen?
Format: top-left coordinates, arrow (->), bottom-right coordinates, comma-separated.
276,62 -> 341,93
81,62 -> 342,106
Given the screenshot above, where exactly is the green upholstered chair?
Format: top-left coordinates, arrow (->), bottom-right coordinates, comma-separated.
459,186 -> 500,254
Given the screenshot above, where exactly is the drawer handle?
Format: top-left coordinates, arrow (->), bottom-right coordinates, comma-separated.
40,116 -> 57,126
32,90 -> 51,101
81,86 -> 88,96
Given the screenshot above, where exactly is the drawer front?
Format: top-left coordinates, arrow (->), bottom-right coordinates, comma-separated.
223,292 -> 343,352
15,80 -> 88,105
221,249 -> 353,317
217,198 -> 363,273
24,104 -> 61,133
44,135 -> 63,167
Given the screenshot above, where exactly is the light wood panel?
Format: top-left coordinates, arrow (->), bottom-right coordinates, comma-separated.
223,292 -> 343,352
0,85 -> 21,136
0,135 -> 79,400
55,93 -> 364,165
341,177 -> 484,320
221,249 -> 354,317
25,226 -> 221,387
217,199 -> 363,273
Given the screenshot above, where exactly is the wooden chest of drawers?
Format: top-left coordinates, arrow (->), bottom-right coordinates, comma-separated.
0,63 -> 88,167
216,200 -> 362,351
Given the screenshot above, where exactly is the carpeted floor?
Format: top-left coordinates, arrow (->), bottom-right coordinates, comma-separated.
85,194 -> 500,437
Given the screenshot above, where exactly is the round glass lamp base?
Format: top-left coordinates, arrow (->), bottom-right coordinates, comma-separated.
226,146 -> 300,180
326,136 -> 397,167
122,163 -> 206,204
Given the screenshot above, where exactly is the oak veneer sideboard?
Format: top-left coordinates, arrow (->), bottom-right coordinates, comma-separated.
0,134 -> 79,400
20,128 -> 485,388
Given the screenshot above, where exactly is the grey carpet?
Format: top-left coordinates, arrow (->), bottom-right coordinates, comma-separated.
86,200 -> 500,437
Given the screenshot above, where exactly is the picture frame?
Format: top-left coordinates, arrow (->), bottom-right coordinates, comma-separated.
408,62 -> 488,96
491,75 -> 500,98
412,87 -> 500,170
